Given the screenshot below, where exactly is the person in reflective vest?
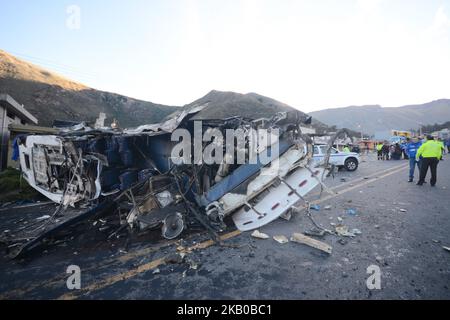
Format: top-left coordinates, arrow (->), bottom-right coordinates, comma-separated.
416,136 -> 444,186
376,143 -> 383,160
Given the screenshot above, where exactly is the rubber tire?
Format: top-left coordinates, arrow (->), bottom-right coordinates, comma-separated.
344,158 -> 359,172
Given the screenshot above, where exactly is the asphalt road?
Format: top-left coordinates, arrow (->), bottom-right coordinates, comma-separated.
1,153 -> 449,300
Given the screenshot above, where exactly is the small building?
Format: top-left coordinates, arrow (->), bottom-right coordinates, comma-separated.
0,94 -> 38,171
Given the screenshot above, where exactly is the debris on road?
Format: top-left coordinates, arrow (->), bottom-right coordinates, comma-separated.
335,225 -> 356,237
443,246 -> 450,252
310,205 -> 321,211
251,230 -> 270,240
152,268 -> 161,275
304,228 -> 326,238
399,209 -> 407,213
36,215 -> 51,221
273,235 -> 289,244
280,211 -> 292,221
346,209 -> 357,216
324,205 -> 332,210
165,253 -> 185,264
186,257 -> 200,270
291,233 -> 332,254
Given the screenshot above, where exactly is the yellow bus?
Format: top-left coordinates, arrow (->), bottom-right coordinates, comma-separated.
391,130 -> 412,138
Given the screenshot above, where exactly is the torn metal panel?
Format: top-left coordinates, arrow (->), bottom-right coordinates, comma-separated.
200,139 -> 294,205
124,105 -> 207,135
214,146 -> 307,216
232,167 -> 327,231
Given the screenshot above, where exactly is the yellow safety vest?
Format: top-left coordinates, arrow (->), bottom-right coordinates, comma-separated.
416,140 -> 443,159
376,144 -> 383,151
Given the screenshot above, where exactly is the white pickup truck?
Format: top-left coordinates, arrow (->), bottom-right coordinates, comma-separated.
312,145 -> 360,171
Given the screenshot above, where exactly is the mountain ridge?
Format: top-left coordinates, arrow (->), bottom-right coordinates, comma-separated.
309,99 -> 450,138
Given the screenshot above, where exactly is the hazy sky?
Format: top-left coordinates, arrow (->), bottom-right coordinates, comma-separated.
1,0 -> 450,112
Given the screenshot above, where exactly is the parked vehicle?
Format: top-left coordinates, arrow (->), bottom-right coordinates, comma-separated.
312,144 -> 360,171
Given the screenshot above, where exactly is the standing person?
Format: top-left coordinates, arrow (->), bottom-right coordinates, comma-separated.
382,143 -> 390,160
401,141 -> 409,159
416,135 -> 444,186
405,137 -> 422,182
389,144 -> 396,160
390,144 -> 400,160
437,139 -> 445,159
376,142 -> 383,160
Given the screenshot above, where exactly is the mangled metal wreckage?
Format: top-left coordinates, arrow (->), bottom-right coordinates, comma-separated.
6,106 -> 333,257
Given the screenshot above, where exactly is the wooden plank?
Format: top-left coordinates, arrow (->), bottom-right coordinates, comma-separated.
290,233 -> 332,254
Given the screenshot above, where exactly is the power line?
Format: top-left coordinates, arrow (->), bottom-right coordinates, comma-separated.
4,49 -> 99,81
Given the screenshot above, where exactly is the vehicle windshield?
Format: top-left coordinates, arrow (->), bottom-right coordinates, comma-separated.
313,146 -> 339,155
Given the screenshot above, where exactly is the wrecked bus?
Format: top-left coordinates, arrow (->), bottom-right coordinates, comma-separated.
6,106 -> 335,258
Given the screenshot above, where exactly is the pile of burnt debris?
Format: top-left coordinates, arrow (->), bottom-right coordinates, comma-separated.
0,105 -> 346,259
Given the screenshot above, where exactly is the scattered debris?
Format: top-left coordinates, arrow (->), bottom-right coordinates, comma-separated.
152,268 -> 160,275
337,217 -> 343,222
186,258 -> 200,270
443,246 -> 450,252
165,253 -> 185,264
375,256 -> 388,265
346,209 -> 357,216
280,211 -> 292,221
399,209 -> 407,213
251,230 -> 270,240
304,228 -> 326,238
338,239 -> 348,246
324,205 -> 332,210
36,215 -> 51,221
291,233 -> 332,254
4,110 -> 350,259
273,235 -> 289,244
335,225 -> 356,237
351,228 -> 362,235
